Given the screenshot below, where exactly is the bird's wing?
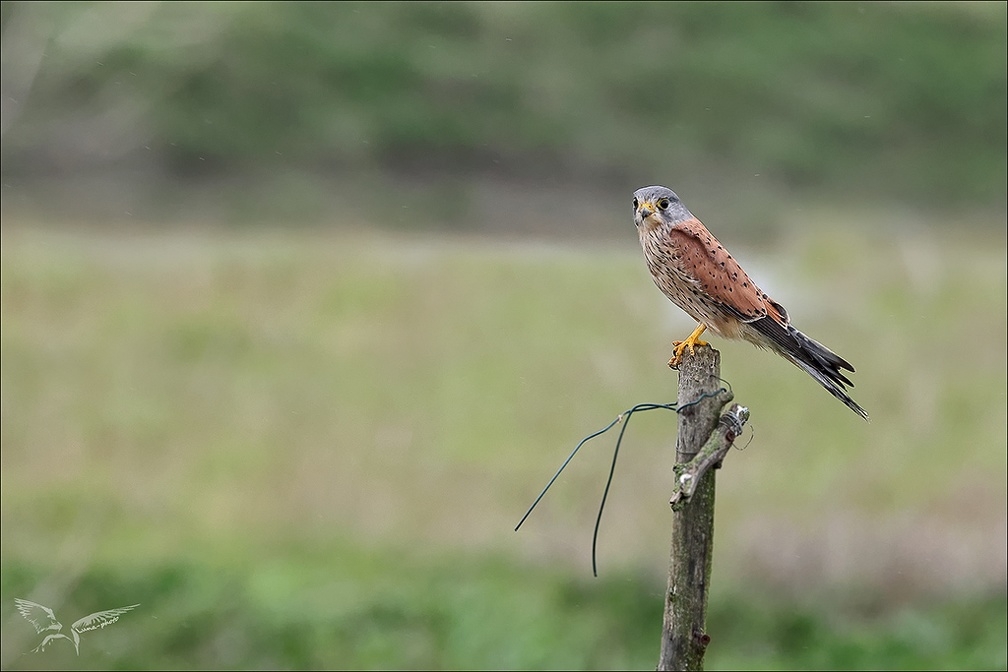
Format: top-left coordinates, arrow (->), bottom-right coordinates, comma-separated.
14,598 -> 58,633
71,604 -> 140,634
670,217 -> 788,324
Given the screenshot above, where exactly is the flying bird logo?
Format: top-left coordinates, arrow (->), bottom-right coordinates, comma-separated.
15,598 -> 140,655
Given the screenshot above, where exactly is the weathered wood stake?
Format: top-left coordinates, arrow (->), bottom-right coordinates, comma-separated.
658,344 -> 748,671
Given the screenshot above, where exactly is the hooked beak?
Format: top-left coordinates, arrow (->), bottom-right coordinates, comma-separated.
636,201 -> 655,227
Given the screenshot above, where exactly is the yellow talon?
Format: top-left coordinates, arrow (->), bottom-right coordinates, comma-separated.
667,323 -> 709,368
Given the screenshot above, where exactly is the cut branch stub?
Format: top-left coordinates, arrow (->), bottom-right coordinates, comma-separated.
669,403 -> 749,511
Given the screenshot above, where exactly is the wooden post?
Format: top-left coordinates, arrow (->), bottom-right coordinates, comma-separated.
658,344 -> 748,671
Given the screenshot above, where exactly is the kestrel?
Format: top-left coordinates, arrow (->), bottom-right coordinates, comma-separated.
633,185 -> 868,420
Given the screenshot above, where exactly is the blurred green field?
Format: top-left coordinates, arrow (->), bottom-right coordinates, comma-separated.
1,219 -> 1006,669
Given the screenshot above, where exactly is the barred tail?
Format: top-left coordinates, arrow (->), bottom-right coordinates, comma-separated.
750,315 -> 869,421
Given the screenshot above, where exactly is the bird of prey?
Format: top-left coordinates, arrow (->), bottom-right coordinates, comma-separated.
633,185 -> 868,420
15,598 -> 140,655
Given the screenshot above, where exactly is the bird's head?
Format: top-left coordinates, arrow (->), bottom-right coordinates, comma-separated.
633,185 -> 692,233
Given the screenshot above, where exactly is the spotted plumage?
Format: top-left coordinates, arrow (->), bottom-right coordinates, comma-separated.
633,185 -> 868,420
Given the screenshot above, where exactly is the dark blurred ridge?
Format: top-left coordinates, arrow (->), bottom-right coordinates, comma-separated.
1,1 -> 1005,228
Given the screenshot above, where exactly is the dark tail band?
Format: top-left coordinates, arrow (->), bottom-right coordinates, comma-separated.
751,316 -> 869,421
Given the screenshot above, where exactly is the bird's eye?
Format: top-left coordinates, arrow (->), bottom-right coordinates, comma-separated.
657,198 -> 671,210
632,197 -> 639,210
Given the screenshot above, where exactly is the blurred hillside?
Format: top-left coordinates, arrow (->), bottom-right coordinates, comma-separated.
1,1 -> 1005,232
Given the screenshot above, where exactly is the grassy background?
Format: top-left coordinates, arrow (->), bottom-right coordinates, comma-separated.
1,1 -> 1006,668
1,220 -> 1005,669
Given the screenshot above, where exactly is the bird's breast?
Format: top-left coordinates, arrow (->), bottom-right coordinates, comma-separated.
640,229 -> 721,324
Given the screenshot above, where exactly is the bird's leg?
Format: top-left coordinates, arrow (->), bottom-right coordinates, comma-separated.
668,323 -> 709,367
